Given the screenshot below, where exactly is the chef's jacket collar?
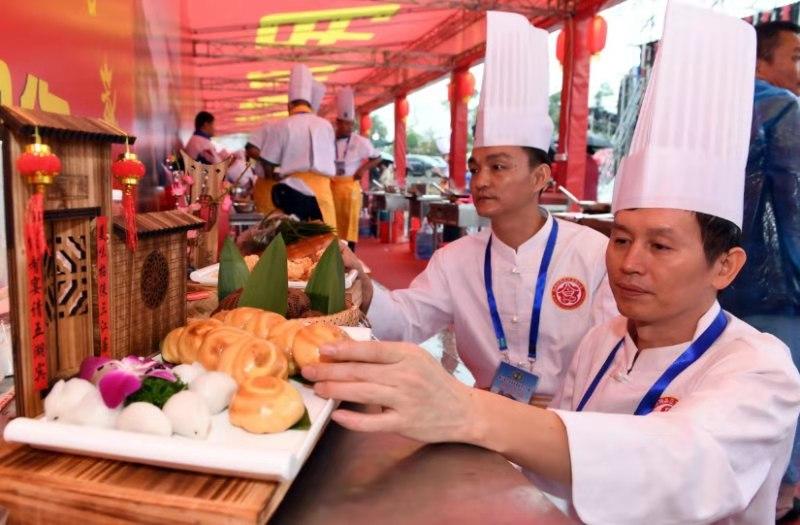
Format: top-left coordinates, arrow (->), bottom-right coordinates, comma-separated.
490,210 -> 554,261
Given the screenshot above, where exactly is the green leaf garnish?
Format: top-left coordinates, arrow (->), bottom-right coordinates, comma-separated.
125,377 -> 187,409
304,238 -> 345,315
238,235 -> 288,316
218,237 -> 250,301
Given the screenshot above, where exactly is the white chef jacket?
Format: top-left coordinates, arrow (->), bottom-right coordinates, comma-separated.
262,112 -> 336,197
335,133 -> 379,177
547,302 -> 800,524
184,132 -> 227,165
368,213 -> 617,396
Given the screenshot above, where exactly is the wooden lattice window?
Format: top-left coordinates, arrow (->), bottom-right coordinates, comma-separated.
140,250 -> 169,309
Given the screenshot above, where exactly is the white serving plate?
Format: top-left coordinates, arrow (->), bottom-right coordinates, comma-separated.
190,264 -> 359,290
4,326 -> 372,482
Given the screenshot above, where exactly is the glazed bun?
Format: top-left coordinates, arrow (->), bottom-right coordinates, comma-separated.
197,326 -> 250,371
268,320 -> 308,376
222,307 -> 265,330
292,323 -> 350,370
160,326 -> 184,364
211,310 -> 229,321
230,338 -> 289,384
242,310 -> 287,339
229,375 -> 305,433
176,318 -> 223,364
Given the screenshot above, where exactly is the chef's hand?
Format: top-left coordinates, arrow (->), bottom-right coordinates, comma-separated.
338,242 -> 373,312
302,341 -> 477,444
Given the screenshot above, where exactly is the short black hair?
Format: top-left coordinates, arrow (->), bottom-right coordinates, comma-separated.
194,111 -> 214,131
695,212 -> 741,265
756,21 -> 800,62
521,146 -> 552,169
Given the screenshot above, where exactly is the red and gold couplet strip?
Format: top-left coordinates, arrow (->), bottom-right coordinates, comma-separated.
96,216 -> 111,357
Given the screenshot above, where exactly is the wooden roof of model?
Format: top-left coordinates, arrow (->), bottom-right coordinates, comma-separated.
113,210 -> 205,238
0,106 -> 133,144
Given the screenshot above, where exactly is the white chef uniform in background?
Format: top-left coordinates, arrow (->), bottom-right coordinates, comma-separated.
262,64 -> 337,227
367,13 -> 616,398
549,3 -> 800,523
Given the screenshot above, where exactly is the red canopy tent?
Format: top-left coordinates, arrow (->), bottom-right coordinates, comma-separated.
186,0 -> 616,197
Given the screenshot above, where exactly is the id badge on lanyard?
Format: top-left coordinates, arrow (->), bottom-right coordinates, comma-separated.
335,136 -> 351,176
487,219 -> 559,404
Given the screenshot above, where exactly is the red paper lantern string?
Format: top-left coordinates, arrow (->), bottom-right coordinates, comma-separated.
112,142 -> 145,251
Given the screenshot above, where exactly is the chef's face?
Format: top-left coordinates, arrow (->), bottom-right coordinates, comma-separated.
757,30 -> 800,95
468,146 -> 549,219
606,209 -> 744,324
336,119 -> 354,138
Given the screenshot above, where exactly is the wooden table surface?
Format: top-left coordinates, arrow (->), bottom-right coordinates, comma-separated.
0,405 -> 573,524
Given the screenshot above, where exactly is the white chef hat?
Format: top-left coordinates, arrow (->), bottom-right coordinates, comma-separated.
288,64 -> 313,104
612,1 -> 755,228
311,80 -> 326,112
337,86 -> 356,121
474,11 -> 553,151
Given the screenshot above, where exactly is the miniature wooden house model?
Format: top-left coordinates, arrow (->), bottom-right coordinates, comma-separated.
181,150 -> 230,270
111,210 -> 203,359
0,106 -> 198,417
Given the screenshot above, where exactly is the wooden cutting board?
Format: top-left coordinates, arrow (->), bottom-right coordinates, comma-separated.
0,439 -> 283,524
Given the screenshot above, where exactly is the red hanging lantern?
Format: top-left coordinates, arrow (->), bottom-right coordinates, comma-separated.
588,15 -> 607,55
112,142 -> 145,251
360,113 -> 372,137
396,98 -> 409,123
457,72 -> 475,103
16,130 -> 61,261
556,29 -> 566,66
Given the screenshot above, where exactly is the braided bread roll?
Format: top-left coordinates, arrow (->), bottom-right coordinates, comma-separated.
268,320 -> 308,376
293,323 -> 350,370
197,326 -> 251,371
230,338 -> 289,384
229,375 -> 304,433
160,326 -> 185,364
242,310 -> 287,339
176,318 -> 223,364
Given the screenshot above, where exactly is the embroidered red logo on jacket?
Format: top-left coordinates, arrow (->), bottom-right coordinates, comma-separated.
653,397 -> 679,412
551,277 -> 587,310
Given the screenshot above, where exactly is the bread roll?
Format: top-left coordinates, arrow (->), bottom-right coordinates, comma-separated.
176,318 -> 223,364
229,375 -> 305,433
293,323 -> 350,370
242,310 -> 287,339
197,326 -> 250,371
231,338 -> 288,384
223,307 -> 265,330
211,310 -> 229,321
160,326 -> 185,364
268,319 -> 308,376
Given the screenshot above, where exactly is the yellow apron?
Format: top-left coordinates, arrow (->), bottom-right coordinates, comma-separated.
289,171 -> 337,230
332,176 -> 362,243
253,178 -> 277,215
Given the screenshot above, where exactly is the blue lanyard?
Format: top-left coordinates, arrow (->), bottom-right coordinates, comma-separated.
483,218 -> 559,362
576,309 -> 728,415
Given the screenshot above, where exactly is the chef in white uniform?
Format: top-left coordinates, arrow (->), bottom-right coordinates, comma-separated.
347,13 -> 615,402
262,64 -> 337,227
248,123 -> 278,214
305,6 -> 800,524
332,87 -> 381,250
184,111 -> 229,165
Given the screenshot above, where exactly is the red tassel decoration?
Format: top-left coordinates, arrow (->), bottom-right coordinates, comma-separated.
16,131 -> 61,391
112,145 -> 145,252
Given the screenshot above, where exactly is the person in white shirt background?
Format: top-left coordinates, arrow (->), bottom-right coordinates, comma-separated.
184,111 -> 229,165
332,86 -> 381,251
307,5 -> 800,524
341,13 -> 615,406
262,64 -> 338,228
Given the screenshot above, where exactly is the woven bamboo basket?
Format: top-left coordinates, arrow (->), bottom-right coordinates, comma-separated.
213,288 -> 364,327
